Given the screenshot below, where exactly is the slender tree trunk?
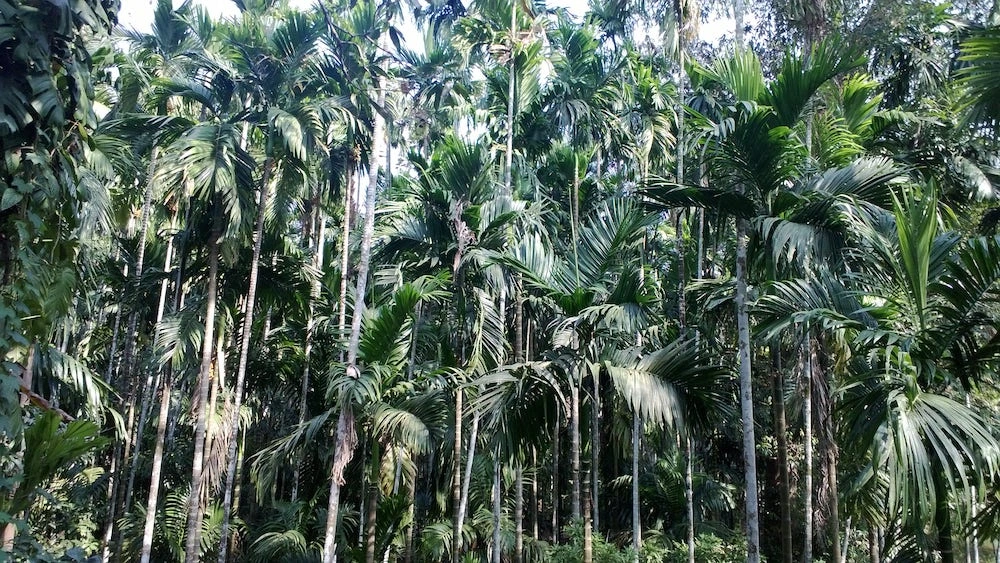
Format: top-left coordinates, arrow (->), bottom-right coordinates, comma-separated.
492,457 -> 502,563
140,377 -> 171,563
337,162 -> 355,360
322,48 -> 386,561
184,214 -> 222,563
841,517 -> 851,563
570,379 -> 581,521
365,452 -> 379,563
813,337 -> 840,563
735,216 -> 761,563
632,411 -> 642,563
552,410 -> 561,543
133,223 -> 176,563
583,463 -> 593,563
591,365 -> 600,533
803,328 -> 813,563
686,433 -> 696,563
218,157 -> 274,562
458,409 -> 480,542
515,465 -> 524,563
293,186 -> 326,502
532,448 -> 539,542
869,528 -> 879,563
404,473 -> 416,563
970,393 -> 981,563
633,261 -> 645,563
773,348 -> 793,563
140,206 -> 188,563
504,0 -> 516,197
452,388 -> 464,563
108,154 -> 158,559
123,215 -> 176,525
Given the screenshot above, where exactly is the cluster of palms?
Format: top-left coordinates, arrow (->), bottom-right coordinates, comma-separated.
5,0 -> 1000,562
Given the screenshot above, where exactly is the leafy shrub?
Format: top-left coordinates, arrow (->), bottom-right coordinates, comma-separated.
663,532 -> 755,563
545,522 -> 635,563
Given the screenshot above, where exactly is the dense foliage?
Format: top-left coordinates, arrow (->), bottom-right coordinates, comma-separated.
4,0 -> 1000,561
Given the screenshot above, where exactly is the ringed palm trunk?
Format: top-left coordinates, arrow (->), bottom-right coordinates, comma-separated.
632,411 -> 641,563
141,204 -> 189,563
773,347 -> 793,563
803,330 -> 813,563
322,64 -> 386,563
184,211 -> 222,563
135,214 -> 175,563
452,387 -> 464,563
140,377 -> 172,563
551,406 -> 561,543
107,152 -> 158,559
583,463 -> 593,563
570,376 -> 581,521
293,182 -> 327,502
633,260 -> 645,563
492,456 -> 502,563
124,204 -> 177,529
735,215 -> 761,563
337,158 -> 355,358
217,156 -> 274,562
457,408 -> 480,555
515,465 -> 524,563
365,445 -> 379,563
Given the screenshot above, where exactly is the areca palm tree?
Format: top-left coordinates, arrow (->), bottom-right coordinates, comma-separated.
679,41 -> 875,562
379,133 -> 520,562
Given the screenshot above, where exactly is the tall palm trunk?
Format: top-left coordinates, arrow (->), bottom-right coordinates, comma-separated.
773,354 -> 793,563
570,377 -> 581,521
365,448 -> 379,563
217,156 -> 274,562
591,364 -> 600,533
632,411 -> 641,563
935,465 -> 955,563
123,206 -> 177,526
107,155 -> 158,559
633,259 -> 645,563
803,328 -> 813,563
184,211 -> 222,562
338,160 -> 355,358
515,465 -> 524,563
458,409 -> 480,548
735,216 -> 760,563
504,0 -> 516,197
140,376 -> 171,563
137,278 -> 175,563
140,204 -> 189,563
293,184 -> 326,501
492,456 -> 502,563
817,338 -> 840,563
322,64 -> 386,563
452,387 -> 464,563
551,407 -> 561,543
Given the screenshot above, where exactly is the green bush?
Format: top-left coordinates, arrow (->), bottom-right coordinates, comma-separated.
545,523 -> 635,563
663,533 -> 754,563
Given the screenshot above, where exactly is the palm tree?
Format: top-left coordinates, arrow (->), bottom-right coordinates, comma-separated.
379,133 -> 521,561
682,41 -> 874,562
147,35 -> 258,554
